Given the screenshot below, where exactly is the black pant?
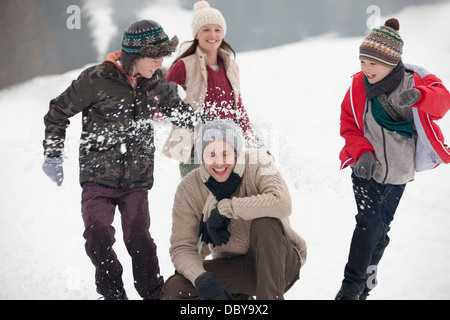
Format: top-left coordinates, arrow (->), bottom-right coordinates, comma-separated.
342,174 -> 406,292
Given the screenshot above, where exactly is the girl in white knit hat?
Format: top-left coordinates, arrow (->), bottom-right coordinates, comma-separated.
162,1 -> 262,178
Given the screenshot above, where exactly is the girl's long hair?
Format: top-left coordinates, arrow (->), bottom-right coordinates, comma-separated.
170,39 -> 236,67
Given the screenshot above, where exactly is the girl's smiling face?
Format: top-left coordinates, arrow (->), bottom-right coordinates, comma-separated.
360,59 -> 393,84
203,140 -> 236,183
196,24 -> 224,54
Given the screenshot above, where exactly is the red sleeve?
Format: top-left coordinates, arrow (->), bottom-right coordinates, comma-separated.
167,60 -> 187,86
339,76 -> 374,169
413,73 -> 450,120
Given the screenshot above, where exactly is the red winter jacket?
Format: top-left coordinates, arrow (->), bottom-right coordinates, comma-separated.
340,64 -> 450,172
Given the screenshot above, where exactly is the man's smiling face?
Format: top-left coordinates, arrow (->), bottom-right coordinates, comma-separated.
203,140 -> 236,183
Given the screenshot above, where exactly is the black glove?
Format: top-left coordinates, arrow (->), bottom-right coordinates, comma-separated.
353,152 -> 376,180
198,214 -> 212,244
399,88 -> 420,107
195,272 -> 233,300
206,208 -> 231,247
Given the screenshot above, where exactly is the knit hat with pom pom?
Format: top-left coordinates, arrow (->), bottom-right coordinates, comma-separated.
191,1 -> 227,38
360,18 -> 404,68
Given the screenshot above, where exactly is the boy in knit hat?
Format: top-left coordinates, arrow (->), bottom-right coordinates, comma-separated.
42,20 -> 205,300
337,18 -> 450,300
159,119 -> 307,300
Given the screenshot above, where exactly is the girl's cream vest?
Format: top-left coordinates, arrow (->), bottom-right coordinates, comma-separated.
163,47 -> 241,163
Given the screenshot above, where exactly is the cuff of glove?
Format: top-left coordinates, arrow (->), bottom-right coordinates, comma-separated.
44,157 -> 63,164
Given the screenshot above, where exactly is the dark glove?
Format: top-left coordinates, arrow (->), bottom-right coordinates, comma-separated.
42,157 -> 64,186
198,214 -> 212,245
206,208 -> 231,247
353,152 -> 376,180
399,88 -> 420,107
201,114 -> 215,124
165,81 -> 179,99
195,272 -> 233,300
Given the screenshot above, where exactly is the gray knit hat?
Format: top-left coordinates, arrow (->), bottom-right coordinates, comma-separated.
121,20 -> 179,74
194,119 -> 244,163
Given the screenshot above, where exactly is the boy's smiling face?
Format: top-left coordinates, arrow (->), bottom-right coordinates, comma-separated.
361,59 -> 393,84
132,57 -> 164,79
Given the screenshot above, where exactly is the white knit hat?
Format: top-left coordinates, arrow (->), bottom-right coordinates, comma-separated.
191,1 -> 227,38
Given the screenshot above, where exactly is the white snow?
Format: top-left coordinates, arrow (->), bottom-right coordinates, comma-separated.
1,2 -> 450,300
82,0 -> 118,62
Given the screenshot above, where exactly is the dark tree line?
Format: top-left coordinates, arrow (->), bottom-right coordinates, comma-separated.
1,0 -> 446,89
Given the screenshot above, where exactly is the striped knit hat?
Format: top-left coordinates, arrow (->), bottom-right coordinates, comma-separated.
121,20 -> 179,74
359,18 -> 404,68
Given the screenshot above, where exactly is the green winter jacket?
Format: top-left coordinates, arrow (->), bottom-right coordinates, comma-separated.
43,52 -> 200,190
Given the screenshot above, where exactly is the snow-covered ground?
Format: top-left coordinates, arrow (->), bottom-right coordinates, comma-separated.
1,2 -> 450,300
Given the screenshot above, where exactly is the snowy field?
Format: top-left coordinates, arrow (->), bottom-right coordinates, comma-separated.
1,2 -> 450,300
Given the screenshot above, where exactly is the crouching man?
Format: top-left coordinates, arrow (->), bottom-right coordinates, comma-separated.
160,119 -> 307,300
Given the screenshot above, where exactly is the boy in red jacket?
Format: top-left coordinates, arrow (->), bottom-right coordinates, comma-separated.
337,18 -> 450,300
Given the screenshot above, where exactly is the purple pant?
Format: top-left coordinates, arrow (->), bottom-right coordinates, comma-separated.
81,182 -> 163,299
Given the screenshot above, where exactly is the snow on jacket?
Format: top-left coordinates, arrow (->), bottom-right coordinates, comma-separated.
162,47 -> 253,163
43,51 -> 201,190
169,149 -> 307,285
340,64 -> 450,176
